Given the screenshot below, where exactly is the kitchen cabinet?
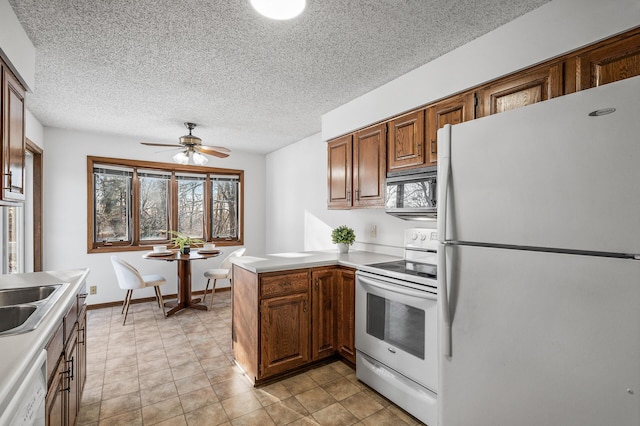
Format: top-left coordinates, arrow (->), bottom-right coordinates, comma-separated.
45,282 -> 88,426
1,60 -> 26,201
426,92 -> 475,165
335,267 -> 356,365
476,62 -> 563,118
387,110 -> 426,171
327,123 -> 386,209
311,268 -> 336,360
573,29 -> 640,91
233,265 -> 356,384
327,134 -> 352,209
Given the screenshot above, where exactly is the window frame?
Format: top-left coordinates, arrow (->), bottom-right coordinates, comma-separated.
87,156 -> 244,253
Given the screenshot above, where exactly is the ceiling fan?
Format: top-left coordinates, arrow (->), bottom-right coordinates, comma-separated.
140,122 -> 230,165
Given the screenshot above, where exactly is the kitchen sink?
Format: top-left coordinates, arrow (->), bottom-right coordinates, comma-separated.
0,285 -> 61,307
0,305 -> 38,333
0,283 -> 68,336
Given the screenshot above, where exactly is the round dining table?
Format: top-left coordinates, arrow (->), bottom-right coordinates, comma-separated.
143,249 -> 222,317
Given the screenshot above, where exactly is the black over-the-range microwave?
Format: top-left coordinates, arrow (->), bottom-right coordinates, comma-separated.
385,166 -> 437,220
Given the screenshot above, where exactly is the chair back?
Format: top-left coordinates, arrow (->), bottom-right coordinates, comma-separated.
111,256 -> 146,290
220,248 -> 247,271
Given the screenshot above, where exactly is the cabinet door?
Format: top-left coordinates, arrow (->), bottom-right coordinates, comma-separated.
311,269 -> 336,360
336,268 -> 356,364
575,31 -> 640,91
327,134 -> 353,209
2,67 -> 26,201
427,92 -> 475,165
353,123 -> 386,208
78,306 -> 87,396
260,293 -> 310,378
45,356 -> 66,426
476,62 -> 563,118
387,110 -> 426,171
66,328 -> 79,426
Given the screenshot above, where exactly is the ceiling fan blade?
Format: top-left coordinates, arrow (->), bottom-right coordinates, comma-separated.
141,142 -> 183,148
196,145 -> 230,158
201,145 -> 231,153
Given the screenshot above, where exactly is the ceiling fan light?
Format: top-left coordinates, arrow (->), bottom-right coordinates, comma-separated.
192,151 -> 208,165
250,0 -> 305,20
173,151 -> 189,165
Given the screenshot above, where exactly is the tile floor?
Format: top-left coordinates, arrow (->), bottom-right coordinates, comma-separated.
77,290 -> 425,425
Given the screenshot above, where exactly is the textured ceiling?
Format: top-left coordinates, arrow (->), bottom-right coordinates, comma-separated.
9,0 -> 549,154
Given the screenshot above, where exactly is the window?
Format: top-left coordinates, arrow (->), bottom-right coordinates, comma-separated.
88,157 -> 243,252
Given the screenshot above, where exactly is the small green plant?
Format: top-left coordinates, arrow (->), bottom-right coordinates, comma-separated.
167,230 -> 204,252
331,225 -> 356,245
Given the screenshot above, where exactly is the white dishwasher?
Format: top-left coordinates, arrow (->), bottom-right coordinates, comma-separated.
0,350 -> 47,426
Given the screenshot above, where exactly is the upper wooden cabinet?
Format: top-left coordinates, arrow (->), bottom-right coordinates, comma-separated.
327,134 -> 352,209
353,123 -> 386,208
1,61 -> 26,201
427,92 -> 475,164
574,30 -> 640,91
476,62 -> 563,118
328,123 -> 386,209
387,110 -> 425,171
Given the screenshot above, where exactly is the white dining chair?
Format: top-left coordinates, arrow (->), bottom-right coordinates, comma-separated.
203,248 -> 246,309
111,256 -> 167,325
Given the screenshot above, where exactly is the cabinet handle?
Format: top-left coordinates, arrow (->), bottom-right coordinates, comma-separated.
79,326 -> 86,344
67,356 -> 75,380
431,139 -> 436,154
315,279 -> 319,290
346,190 -> 351,200
355,189 -> 360,200
303,300 -> 308,312
78,293 -> 88,299
3,172 -> 11,190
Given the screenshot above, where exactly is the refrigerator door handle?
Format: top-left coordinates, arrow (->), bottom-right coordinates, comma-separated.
437,124 -> 452,241
438,242 -> 452,357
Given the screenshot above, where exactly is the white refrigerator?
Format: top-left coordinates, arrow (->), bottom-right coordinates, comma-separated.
436,75 -> 640,426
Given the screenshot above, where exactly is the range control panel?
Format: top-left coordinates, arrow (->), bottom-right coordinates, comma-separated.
404,228 -> 438,251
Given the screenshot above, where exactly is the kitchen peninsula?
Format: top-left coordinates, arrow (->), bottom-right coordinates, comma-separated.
230,250 -> 399,385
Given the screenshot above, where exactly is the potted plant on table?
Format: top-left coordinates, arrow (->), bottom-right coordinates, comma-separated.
168,231 -> 204,254
331,225 -> 356,253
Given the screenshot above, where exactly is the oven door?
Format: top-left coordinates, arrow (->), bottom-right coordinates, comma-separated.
355,270 -> 437,392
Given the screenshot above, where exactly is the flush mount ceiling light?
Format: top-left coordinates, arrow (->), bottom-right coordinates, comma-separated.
250,0 -> 306,20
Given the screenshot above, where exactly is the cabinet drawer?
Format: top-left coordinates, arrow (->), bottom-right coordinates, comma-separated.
63,300 -> 78,345
260,271 -> 309,298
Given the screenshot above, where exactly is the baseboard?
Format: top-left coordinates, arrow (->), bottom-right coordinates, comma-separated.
87,287 -> 231,310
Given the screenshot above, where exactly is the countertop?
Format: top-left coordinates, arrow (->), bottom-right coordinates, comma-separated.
231,250 -> 402,273
0,269 -> 90,415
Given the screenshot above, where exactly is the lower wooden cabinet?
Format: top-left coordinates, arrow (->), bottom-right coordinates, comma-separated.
260,292 -> 310,378
311,268 -> 337,360
335,268 -> 356,365
45,283 -> 87,426
233,265 -> 356,384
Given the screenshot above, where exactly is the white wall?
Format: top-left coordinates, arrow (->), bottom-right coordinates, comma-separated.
25,109 -> 44,148
322,0 -> 640,140
43,127 -> 266,305
268,0 -> 640,256
0,0 -> 35,90
265,132 -> 432,256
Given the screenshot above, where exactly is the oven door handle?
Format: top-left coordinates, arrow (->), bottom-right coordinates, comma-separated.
357,274 -> 437,301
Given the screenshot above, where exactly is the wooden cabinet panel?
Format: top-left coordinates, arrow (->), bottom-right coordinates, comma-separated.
353,123 -> 386,208
260,271 -> 310,298
260,292 -> 310,378
336,268 -> 356,365
311,269 -> 336,360
327,135 -> 352,209
426,92 -> 475,165
575,31 -> 640,91
476,62 -> 563,118
387,110 -> 425,171
45,356 -> 66,426
1,65 -> 26,201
